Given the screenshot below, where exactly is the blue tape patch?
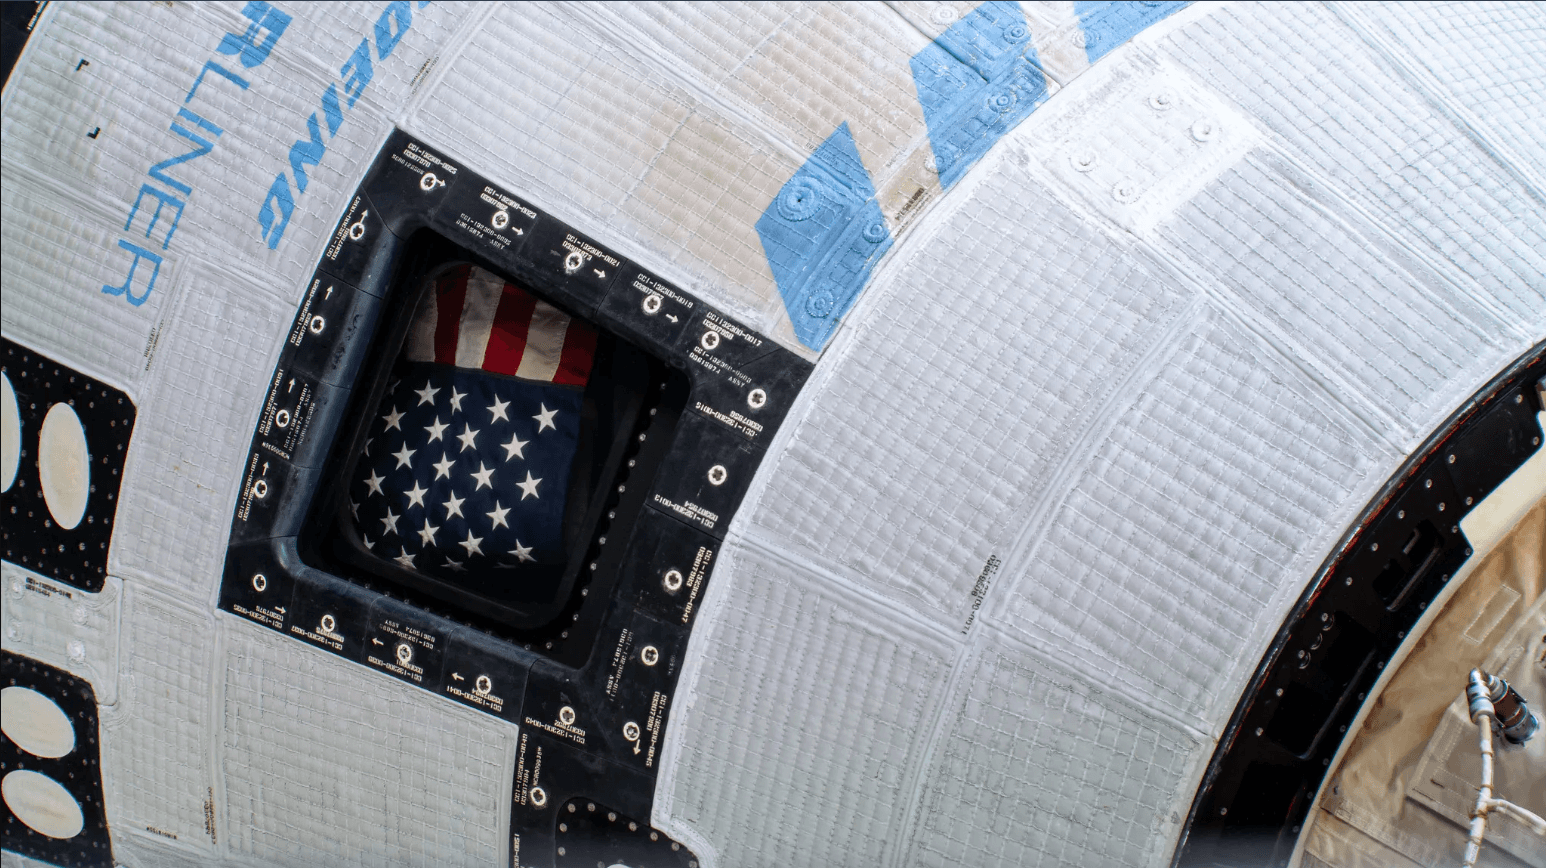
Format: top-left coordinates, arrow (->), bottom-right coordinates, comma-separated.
909,1 -> 1051,190
1074,1 -> 1188,64
756,123 -> 892,351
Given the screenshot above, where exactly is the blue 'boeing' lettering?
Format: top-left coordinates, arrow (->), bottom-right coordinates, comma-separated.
259,1 -> 428,250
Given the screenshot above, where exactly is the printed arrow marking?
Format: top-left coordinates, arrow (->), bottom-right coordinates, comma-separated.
372,637 -> 383,646
451,672 -> 464,682
665,314 -> 678,323
273,606 -> 285,614
594,269 -> 606,279
633,743 -> 641,755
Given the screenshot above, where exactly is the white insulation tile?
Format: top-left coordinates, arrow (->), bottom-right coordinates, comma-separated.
750,157 -> 1188,632
1154,1 -> 1546,327
0,168 -> 164,395
582,2 -> 929,180
999,307 -> 1398,727
1353,1 -> 1546,170
903,634 -> 1208,868
1157,150 -> 1512,447
410,2 -> 793,334
219,619 -> 513,868
0,564 -> 121,705
101,587 -> 217,849
659,542 -> 954,868
109,260 -> 289,595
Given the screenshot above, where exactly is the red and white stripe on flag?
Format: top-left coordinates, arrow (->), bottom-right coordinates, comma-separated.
404,264 -> 597,386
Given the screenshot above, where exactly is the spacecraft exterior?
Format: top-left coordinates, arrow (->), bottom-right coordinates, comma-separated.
1,2 -> 1543,867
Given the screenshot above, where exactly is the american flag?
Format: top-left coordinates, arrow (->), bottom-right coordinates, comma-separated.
350,264 -> 596,583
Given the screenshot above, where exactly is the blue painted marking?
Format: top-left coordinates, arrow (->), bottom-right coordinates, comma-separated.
1073,1 -> 1188,64
909,1 -> 1051,190
756,123 -> 892,350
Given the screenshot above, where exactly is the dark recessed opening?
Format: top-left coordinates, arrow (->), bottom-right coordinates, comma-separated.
1372,519 -> 1441,610
1264,682 -> 1336,757
298,229 -> 688,654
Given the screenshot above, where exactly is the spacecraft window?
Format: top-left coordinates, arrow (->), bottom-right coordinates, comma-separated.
299,230 -> 686,644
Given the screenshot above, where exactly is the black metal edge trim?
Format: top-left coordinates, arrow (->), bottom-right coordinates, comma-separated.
1173,340 -> 1546,867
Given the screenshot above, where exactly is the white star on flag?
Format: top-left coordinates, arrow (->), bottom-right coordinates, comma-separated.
459,530 -> 484,556
365,470 -> 385,496
433,453 -> 455,480
415,381 -> 440,406
510,541 -> 535,563
487,501 -> 510,530
443,491 -> 465,519
404,481 -> 428,509
449,387 -> 467,412
502,433 -> 528,461
517,471 -> 542,500
380,508 -> 400,536
418,518 -> 439,546
424,417 -> 448,442
533,404 -> 559,432
456,423 -> 479,452
382,406 -> 404,431
394,551 -> 416,568
488,395 -> 510,423
392,444 -> 416,469
470,462 -> 496,491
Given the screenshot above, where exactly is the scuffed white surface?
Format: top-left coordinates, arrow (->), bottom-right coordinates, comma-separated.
1154,1 -> 1546,329
108,259 -> 289,597
901,631 -> 1209,867
101,585 -> 217,850
1348,0 -> 1546,175
748,149 -> 1188,633
1156,150 -> 1512,449
0,1 -> 1542,867
997,307 -> 1396,727
1,564 -> 121,705
657,541 -> 955,868
220,619 -> 516,868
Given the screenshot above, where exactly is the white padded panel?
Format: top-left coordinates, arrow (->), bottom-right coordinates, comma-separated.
750,156 -> 1188,631
109,260 -> 289,596
109,830 -> 218,868
1353,1 -> 1546,167
102,587 -> 216,849
0,851 -> 55,868
0,167 -> 163,395
1157,151 -> 1511,448
220,619 -> 513,868
410,2 -> 792,333
205,0 -> 474,116
0,2 -> 461,307
0,564 -> 121,705
582,2 -> 929,180
658,542 -> 954,868
904,633 -> 1208,868
0,2 -> 221,211
999,307 -> 1398,727
1154,1 -> 1546,326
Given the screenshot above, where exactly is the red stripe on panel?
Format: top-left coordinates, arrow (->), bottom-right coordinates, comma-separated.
482,280 -> 537,377
553,319 -> 598,386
